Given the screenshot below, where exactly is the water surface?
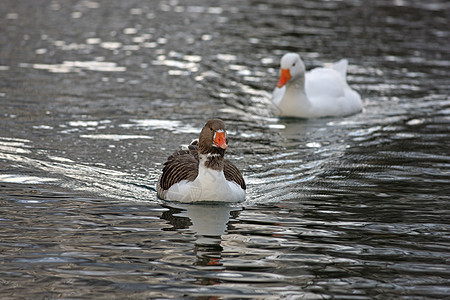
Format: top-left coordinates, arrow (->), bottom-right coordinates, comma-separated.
1,0 -> 449,298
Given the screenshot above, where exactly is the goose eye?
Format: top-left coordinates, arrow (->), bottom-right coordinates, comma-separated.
293,62 -> 296,67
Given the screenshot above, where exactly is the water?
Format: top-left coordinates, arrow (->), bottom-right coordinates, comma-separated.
1,0 -> 449,298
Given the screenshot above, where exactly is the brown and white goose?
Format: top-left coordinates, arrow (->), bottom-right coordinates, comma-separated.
157,119 -> 246,202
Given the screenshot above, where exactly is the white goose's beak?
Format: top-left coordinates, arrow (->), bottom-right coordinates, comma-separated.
277,68 -> 292,88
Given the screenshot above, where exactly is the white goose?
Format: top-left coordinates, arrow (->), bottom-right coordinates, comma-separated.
157,119 -> 246,203
272,53 -> 363,118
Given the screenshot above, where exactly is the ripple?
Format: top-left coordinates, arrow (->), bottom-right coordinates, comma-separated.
6,13 -> 19,20
100,41 -> 122,50
152,56 -> 199,73
123,28 -> 138,35
86,37 -> 101,44
216,53 -> 237,62
119,119 -> 199,134
80,134 -> 153,140
19,61 -> 126,73
0,174 -> 58,184
12,257 -> 87,263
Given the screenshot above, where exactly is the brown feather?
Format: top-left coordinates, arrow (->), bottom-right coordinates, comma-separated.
158,149 -> 198,192
224,159 -> 246,190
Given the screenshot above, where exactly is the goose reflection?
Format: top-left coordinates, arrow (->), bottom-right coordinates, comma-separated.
278,118 -> 328,141
161,202 -> 242,267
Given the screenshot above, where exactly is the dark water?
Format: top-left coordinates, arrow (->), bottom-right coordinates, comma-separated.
1,0 -> 449,298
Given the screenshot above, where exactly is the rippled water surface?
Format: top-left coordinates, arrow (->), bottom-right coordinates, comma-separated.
1,0 -> 449,298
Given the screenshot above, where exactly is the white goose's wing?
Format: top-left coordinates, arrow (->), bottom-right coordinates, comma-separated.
306,62 -> 362,117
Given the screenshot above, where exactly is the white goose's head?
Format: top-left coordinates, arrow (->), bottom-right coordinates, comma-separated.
277,53 -> 306,88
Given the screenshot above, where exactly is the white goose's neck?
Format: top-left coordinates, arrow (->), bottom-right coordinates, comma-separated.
278,74 -> 312,117
288,74 -> 310,103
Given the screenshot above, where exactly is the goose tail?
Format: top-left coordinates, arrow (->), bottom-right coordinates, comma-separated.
332,59 -> 348,78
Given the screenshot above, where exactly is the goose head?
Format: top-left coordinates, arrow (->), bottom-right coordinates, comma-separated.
277,53 -> 306,88
198,119 -> 228,155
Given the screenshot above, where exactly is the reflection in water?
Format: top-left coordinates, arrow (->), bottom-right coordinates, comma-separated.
162,202 -> 242,269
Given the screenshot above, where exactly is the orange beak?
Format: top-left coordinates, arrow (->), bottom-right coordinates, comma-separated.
213,131 -> 227,149
277,68 -> 292,88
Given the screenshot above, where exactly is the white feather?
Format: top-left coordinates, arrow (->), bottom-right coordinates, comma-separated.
164,155 -> 245,203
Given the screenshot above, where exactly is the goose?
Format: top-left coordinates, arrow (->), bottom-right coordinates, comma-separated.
272,53 -> 363,118
157,119 -> 246,202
